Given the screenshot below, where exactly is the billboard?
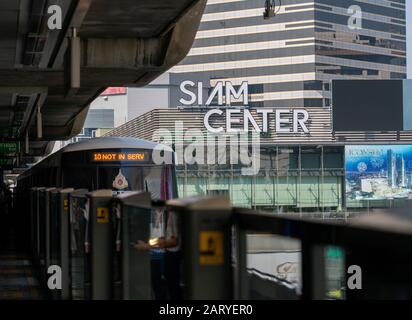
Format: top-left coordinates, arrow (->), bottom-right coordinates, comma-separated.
332,80 -> 412,132
100,87 -> 127,96
346,145 -> 412,201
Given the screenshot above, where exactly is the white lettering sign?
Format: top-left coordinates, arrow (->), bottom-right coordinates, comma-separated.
180,81 -> 249,106
204,109 -> 310,134
180,81 -> 311,134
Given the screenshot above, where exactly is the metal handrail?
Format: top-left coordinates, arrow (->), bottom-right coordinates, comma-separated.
233,207 -> 412,248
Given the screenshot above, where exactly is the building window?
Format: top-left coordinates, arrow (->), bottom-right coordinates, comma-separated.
304,98 -> 323,108
207,189 -> 229,197
304,81 -> 323,91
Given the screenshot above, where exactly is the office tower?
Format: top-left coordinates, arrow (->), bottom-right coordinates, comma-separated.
400,155 -> 407,188
172,0 -> 407,108
387,150 -> 397,187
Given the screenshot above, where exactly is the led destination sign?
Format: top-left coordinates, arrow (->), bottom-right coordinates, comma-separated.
92,152 -> 147,162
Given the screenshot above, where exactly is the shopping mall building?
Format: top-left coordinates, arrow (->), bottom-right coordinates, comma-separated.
106,0 -> 408,214
106,79 -> 412,214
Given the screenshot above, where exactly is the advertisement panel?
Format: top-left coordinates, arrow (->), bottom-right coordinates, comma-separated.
346,145 -> 412,201
100,87 -> 127,96
332,80 -> 412,132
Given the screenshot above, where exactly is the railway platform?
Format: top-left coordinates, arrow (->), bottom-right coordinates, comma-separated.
0,219 -> 44,300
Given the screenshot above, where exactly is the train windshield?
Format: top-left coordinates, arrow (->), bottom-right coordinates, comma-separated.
60,147 -> 176,200
63,163 -> 175,200
97,165 -> 175,200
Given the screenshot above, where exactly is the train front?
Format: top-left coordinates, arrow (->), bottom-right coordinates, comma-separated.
61,137 -> 177,201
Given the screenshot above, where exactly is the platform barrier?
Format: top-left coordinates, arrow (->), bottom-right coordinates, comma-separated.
115,192 -> 152,300
234,207 -> 412,300
50,188 -> 74,300
29,187 -> 44,259
166,196 -> 412,300
86,190 -> 114,300
69,189 -> 89,300
167,196 -> 232,300
31,187 -> 47,267
25,189 -> 412,300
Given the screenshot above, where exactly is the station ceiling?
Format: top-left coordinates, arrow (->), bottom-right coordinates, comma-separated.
0,0 -> 206,162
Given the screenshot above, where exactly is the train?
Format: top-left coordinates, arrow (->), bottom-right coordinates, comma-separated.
16,137 -> 177,198
13,137 -> 178,299
13,137 -> 342,300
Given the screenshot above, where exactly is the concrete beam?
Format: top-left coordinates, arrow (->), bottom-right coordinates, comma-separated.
0,0 -> 207,159
163,0 -> 207,68
82,38 -> 166,68
65,28 -> 81,97
0,67 -> 166,87
19,91 -> 48,139
47,0 -> 93,68
27,105 -> 89,140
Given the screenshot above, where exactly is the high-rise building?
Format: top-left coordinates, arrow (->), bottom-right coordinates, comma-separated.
400,155 -> 407,188
104,0 -> 410,212
172,0 -> 407,108
387,149 -> 397,187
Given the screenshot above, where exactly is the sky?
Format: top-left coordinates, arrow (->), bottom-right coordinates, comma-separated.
408,1 -> 411,78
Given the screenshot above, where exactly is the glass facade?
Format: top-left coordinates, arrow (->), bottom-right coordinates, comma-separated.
176,146 -> 344,214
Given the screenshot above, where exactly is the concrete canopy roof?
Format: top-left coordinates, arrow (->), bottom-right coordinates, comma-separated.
0,0 -> 206,162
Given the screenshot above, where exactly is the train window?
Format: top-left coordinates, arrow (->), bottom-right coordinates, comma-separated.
97,167 -> 144,192
143,166 -> 174,200
63,167 -> 97,189
97,166 -> 174,200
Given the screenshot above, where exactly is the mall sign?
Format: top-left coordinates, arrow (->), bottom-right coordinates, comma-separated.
179,81 -> 310,134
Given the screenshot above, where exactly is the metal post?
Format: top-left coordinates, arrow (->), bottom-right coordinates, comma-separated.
34,188 -> 45,262
321,146 -> 324,215
25,131 -> 29,154
38,188 -> 47,269
116,192 -> 152,300
301,241 -> 326,300
37,105 -> 42,139
299,146 -> 302,217
30,188 -> 41,258
311,245 -> 326,299
88,190 -> 114,300
45,188 -> 57,273
276,146 -> 280,214
49,188 -> 63,300
60,189 -> 74,300
233,224 -> 248,300
69,189 -> 89,300
168,196 -> 232,300
70,28 -> 81,90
